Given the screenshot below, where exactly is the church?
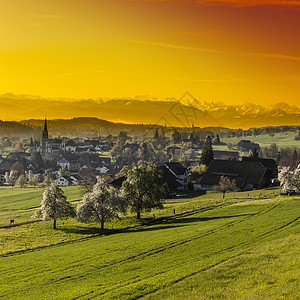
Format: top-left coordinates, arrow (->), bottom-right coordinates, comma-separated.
40,118 -> 66,158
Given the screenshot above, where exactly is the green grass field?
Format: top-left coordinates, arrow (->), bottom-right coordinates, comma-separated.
0,187 -> 299,299
221,131 -> 300,149
0,186 -> 83,225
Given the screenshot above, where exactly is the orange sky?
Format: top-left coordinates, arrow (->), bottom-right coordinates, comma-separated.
1,0 -> 300,105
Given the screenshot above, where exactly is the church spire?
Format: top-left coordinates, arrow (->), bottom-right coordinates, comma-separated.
41,117 -> 48,157
43,117 -> 48,132
42,117 -> 48,140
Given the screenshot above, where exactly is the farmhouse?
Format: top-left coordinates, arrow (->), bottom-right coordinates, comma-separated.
237,140 -> 260,154
69,175 -> 81,186
241,157 -> 278,179
199,159 -> 276,191
213,150 -> 239,160
56,176 -> 72,187
57,158 -> 70,170
160,162 -> 188,191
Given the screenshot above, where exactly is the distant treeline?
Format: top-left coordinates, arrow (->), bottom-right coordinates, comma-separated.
0,117 -> 299,139
0,120 -> 39,137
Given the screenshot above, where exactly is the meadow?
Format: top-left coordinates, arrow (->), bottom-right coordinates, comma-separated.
221,131 -> 300,149
0,186 -> 299,299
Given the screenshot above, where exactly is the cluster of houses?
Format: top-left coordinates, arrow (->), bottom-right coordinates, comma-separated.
0,119 -> 278,193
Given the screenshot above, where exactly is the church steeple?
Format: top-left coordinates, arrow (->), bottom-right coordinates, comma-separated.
41,117 -> 48,157
42,117 -> 48,140
43,117 -> 47,132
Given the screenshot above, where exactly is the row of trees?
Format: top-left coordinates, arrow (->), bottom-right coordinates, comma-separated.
260,144 -> 300,168
35,162 -> 167,229
1,168 -> 69,188
2,170 -> 39,187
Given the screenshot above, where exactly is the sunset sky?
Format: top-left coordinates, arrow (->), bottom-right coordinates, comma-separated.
1,0 -> 300,105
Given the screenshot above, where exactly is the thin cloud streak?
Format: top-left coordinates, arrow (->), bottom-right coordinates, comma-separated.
130,39 -> 224,54
165,30 -> 221,36
29,14 -> 70,19
241,51 -> 300,62
172,77 -> 245,82
197,0 -> 300,6
130,39 -> 300,62
124,0 -> 300,6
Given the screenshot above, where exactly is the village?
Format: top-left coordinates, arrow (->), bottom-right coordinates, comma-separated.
0,118 -> 283,195
1,0 -> 300,297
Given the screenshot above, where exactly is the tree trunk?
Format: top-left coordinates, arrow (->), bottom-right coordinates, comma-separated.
137,210 -> 141,219
101,220 -> 104,230
223,192 -> 225,199
53,219 -> 57,229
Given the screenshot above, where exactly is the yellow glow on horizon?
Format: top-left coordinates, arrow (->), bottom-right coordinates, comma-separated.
1,0 -> 300,108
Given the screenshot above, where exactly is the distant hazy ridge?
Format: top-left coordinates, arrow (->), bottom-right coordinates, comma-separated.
1,94 -> 299,128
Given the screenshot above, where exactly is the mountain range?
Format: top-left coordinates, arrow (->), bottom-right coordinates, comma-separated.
0,93 -> 299,129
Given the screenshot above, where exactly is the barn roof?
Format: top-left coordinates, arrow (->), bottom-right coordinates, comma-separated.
199,159 -> 267,188
163,162 -> 187,176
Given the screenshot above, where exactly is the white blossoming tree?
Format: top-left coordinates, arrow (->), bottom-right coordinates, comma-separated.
8,170 -> 19,186
278,165 -> 300,194
214,175 -> 237,199
77,177 -> 127,230
35,183 -> 76,229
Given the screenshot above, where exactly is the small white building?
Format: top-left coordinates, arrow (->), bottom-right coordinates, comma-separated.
69,175 -> 80,186
96,166 -> 110,174
57,158 -> 70,170
56,176 -> 72,187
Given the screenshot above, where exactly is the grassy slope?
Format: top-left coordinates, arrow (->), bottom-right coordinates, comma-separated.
0,186 -> 84,252
144,233 -> 300,300
0,188 -> 299,299
0,186 -> 82,224
0,186 -> 82,211
0,188 -> 282,254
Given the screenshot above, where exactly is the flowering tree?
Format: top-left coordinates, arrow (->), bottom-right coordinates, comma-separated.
35,183 -> 76,229
278,165 -> 300,194
16,175 -> 27,188
214,176 -> 237,199
77,177 -> 127,230
28,170 -> 39,187
8,170 -> 19,186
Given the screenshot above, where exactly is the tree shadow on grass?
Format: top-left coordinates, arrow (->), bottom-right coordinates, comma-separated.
56,212 -> 254,237
175,190 -> 207,199
57,223 -> 182,236
126,224 -> 182,233
161,213 -> 254,225
57,225 -> 104,235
